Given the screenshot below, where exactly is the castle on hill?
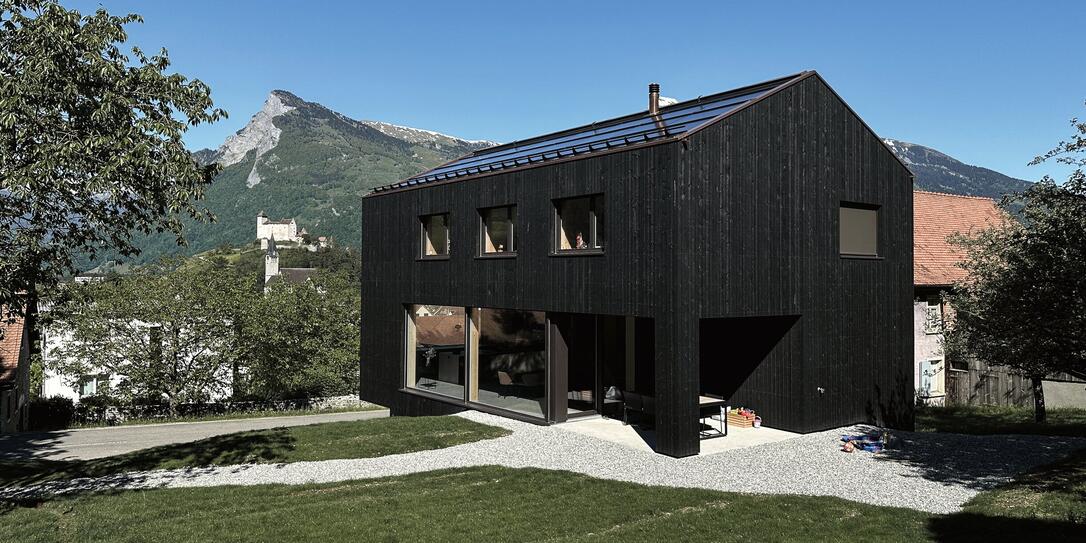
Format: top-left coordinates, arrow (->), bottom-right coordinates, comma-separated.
256,211 -> 330,251
256,211 -> 304,249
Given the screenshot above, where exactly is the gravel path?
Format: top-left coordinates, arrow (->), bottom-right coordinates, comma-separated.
4,411 -> 1083,514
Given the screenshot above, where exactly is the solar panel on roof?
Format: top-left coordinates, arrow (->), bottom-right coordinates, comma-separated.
373,74 -> 804,193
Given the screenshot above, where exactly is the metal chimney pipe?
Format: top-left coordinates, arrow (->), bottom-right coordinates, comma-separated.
648,83 -> 660,115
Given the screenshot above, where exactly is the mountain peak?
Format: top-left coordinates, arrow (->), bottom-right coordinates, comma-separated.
268,89 -> 308,108
213,91 -> 298,187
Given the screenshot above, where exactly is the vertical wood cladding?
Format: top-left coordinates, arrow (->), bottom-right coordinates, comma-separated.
360,73 -> 914,456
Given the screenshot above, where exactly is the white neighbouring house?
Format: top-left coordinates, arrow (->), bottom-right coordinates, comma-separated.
912,190 -> 1086,408
256,211 -> 304,249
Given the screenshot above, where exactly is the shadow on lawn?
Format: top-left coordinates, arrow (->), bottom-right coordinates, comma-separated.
928,513 -> 1086,542
854,424 -> 1086,491
0,428 -> 296,491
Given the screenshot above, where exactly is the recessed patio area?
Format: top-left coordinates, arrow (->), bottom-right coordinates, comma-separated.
556,415 -> 801,455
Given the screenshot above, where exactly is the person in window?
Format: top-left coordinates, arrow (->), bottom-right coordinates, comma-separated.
575,232 -> 587,249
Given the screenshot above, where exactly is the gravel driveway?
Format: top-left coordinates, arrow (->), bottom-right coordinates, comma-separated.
5,411 -> 1083,514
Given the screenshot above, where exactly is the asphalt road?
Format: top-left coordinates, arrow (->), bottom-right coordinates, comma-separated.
0,409 -> 390,461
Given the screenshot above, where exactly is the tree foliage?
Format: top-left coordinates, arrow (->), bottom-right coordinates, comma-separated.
48,260 -> 249,412
240,271 -> 361,400
47,256 -> 361,407
946,103 -> 1086,421
0,0 -> 225,318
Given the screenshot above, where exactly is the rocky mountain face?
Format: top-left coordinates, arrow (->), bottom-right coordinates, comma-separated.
884,139 -> 1033,199
126,90 -> 495,263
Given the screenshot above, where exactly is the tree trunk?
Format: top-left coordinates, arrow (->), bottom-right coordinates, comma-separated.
25,285 -> 41,396
1031,376 -> 1047,424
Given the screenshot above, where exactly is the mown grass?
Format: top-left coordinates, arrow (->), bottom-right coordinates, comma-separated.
2,406 -> 1084,541
0,467 -> 935,543
3,458 -> 1083,542
0,416 -> 508,487
916,404 -> 1086,437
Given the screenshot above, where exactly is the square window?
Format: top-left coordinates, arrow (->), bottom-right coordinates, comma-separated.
924,298 -> 943,334
421,213 -> 450,257
480,206 -> 516,255
78,376 -> 97,397
840,203 -> 878,256
554,195 -> 604,252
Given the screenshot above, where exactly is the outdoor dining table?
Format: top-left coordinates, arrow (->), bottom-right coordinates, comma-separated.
698,395 -> 729,439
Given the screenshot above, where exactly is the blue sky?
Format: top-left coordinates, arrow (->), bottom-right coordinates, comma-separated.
73,0 -> 1084,182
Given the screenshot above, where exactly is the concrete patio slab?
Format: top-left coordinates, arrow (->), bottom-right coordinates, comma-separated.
557,415 -> 801,454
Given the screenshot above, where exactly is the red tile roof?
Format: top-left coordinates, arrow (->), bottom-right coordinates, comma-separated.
914,190 -> 1006,286
0,314 -> 26,383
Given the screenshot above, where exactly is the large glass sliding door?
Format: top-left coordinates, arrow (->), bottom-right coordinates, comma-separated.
405,304 -> 652,424
472,308 -> 547,417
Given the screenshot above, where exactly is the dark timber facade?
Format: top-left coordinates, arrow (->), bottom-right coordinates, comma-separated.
360,71 -> 914,457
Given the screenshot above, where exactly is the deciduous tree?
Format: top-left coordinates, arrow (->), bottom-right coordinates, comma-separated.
48,260 -> 251,414
946,104 -> 1086,422
0,0 -> 225,321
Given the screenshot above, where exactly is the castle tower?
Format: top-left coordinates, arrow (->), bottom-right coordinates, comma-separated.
257,211 -> 270,249
264,235 -> 279,286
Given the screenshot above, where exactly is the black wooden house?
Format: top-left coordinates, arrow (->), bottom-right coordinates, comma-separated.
360,71 -> 914,457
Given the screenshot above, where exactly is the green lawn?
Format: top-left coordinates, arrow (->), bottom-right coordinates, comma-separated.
71,404 -> 385,429
916,404 -> 1086,437
2,457 -> 1084,542
1,408 -> 1084,541
0,416 -> 508,487
0,467 -> 935,543
960,446 -> 1086,525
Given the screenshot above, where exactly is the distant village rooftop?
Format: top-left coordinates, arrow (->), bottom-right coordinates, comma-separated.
913,190 -> 1006,287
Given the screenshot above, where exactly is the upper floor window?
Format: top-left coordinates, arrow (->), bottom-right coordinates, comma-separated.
421,213 -> 450,258
924,297 -> 943,335
554,195 -> 604,252
480,205 -> 516,255
839,203 -> 878,257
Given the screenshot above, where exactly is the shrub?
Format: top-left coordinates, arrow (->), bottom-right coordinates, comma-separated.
78,394 -> 121,408
28,395 -> 76,430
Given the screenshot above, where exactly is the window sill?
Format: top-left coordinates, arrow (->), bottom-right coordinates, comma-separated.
550,249 -> 605,257
475,253 -> 517,260
416,255 -> 451,262
398,387 -> 549,425
400,386 -> 464,404
840,254 -> 883,261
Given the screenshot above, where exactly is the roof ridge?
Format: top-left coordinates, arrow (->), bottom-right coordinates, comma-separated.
913,189 -> 999,202
369,72 -> 811,195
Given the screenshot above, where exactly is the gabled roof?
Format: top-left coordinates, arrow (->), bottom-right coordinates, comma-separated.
0,313 -> 27,384
914,190 -> 1006,287
266,268 -> 318,286
372,72 -> 815,194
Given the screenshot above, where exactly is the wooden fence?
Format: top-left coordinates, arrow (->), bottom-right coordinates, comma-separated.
947,360 -> 1085,407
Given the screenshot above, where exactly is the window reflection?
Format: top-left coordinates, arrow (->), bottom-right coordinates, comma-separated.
481,206 -> 515,254
475,308 -> 546,417
407,305 -> 465,399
